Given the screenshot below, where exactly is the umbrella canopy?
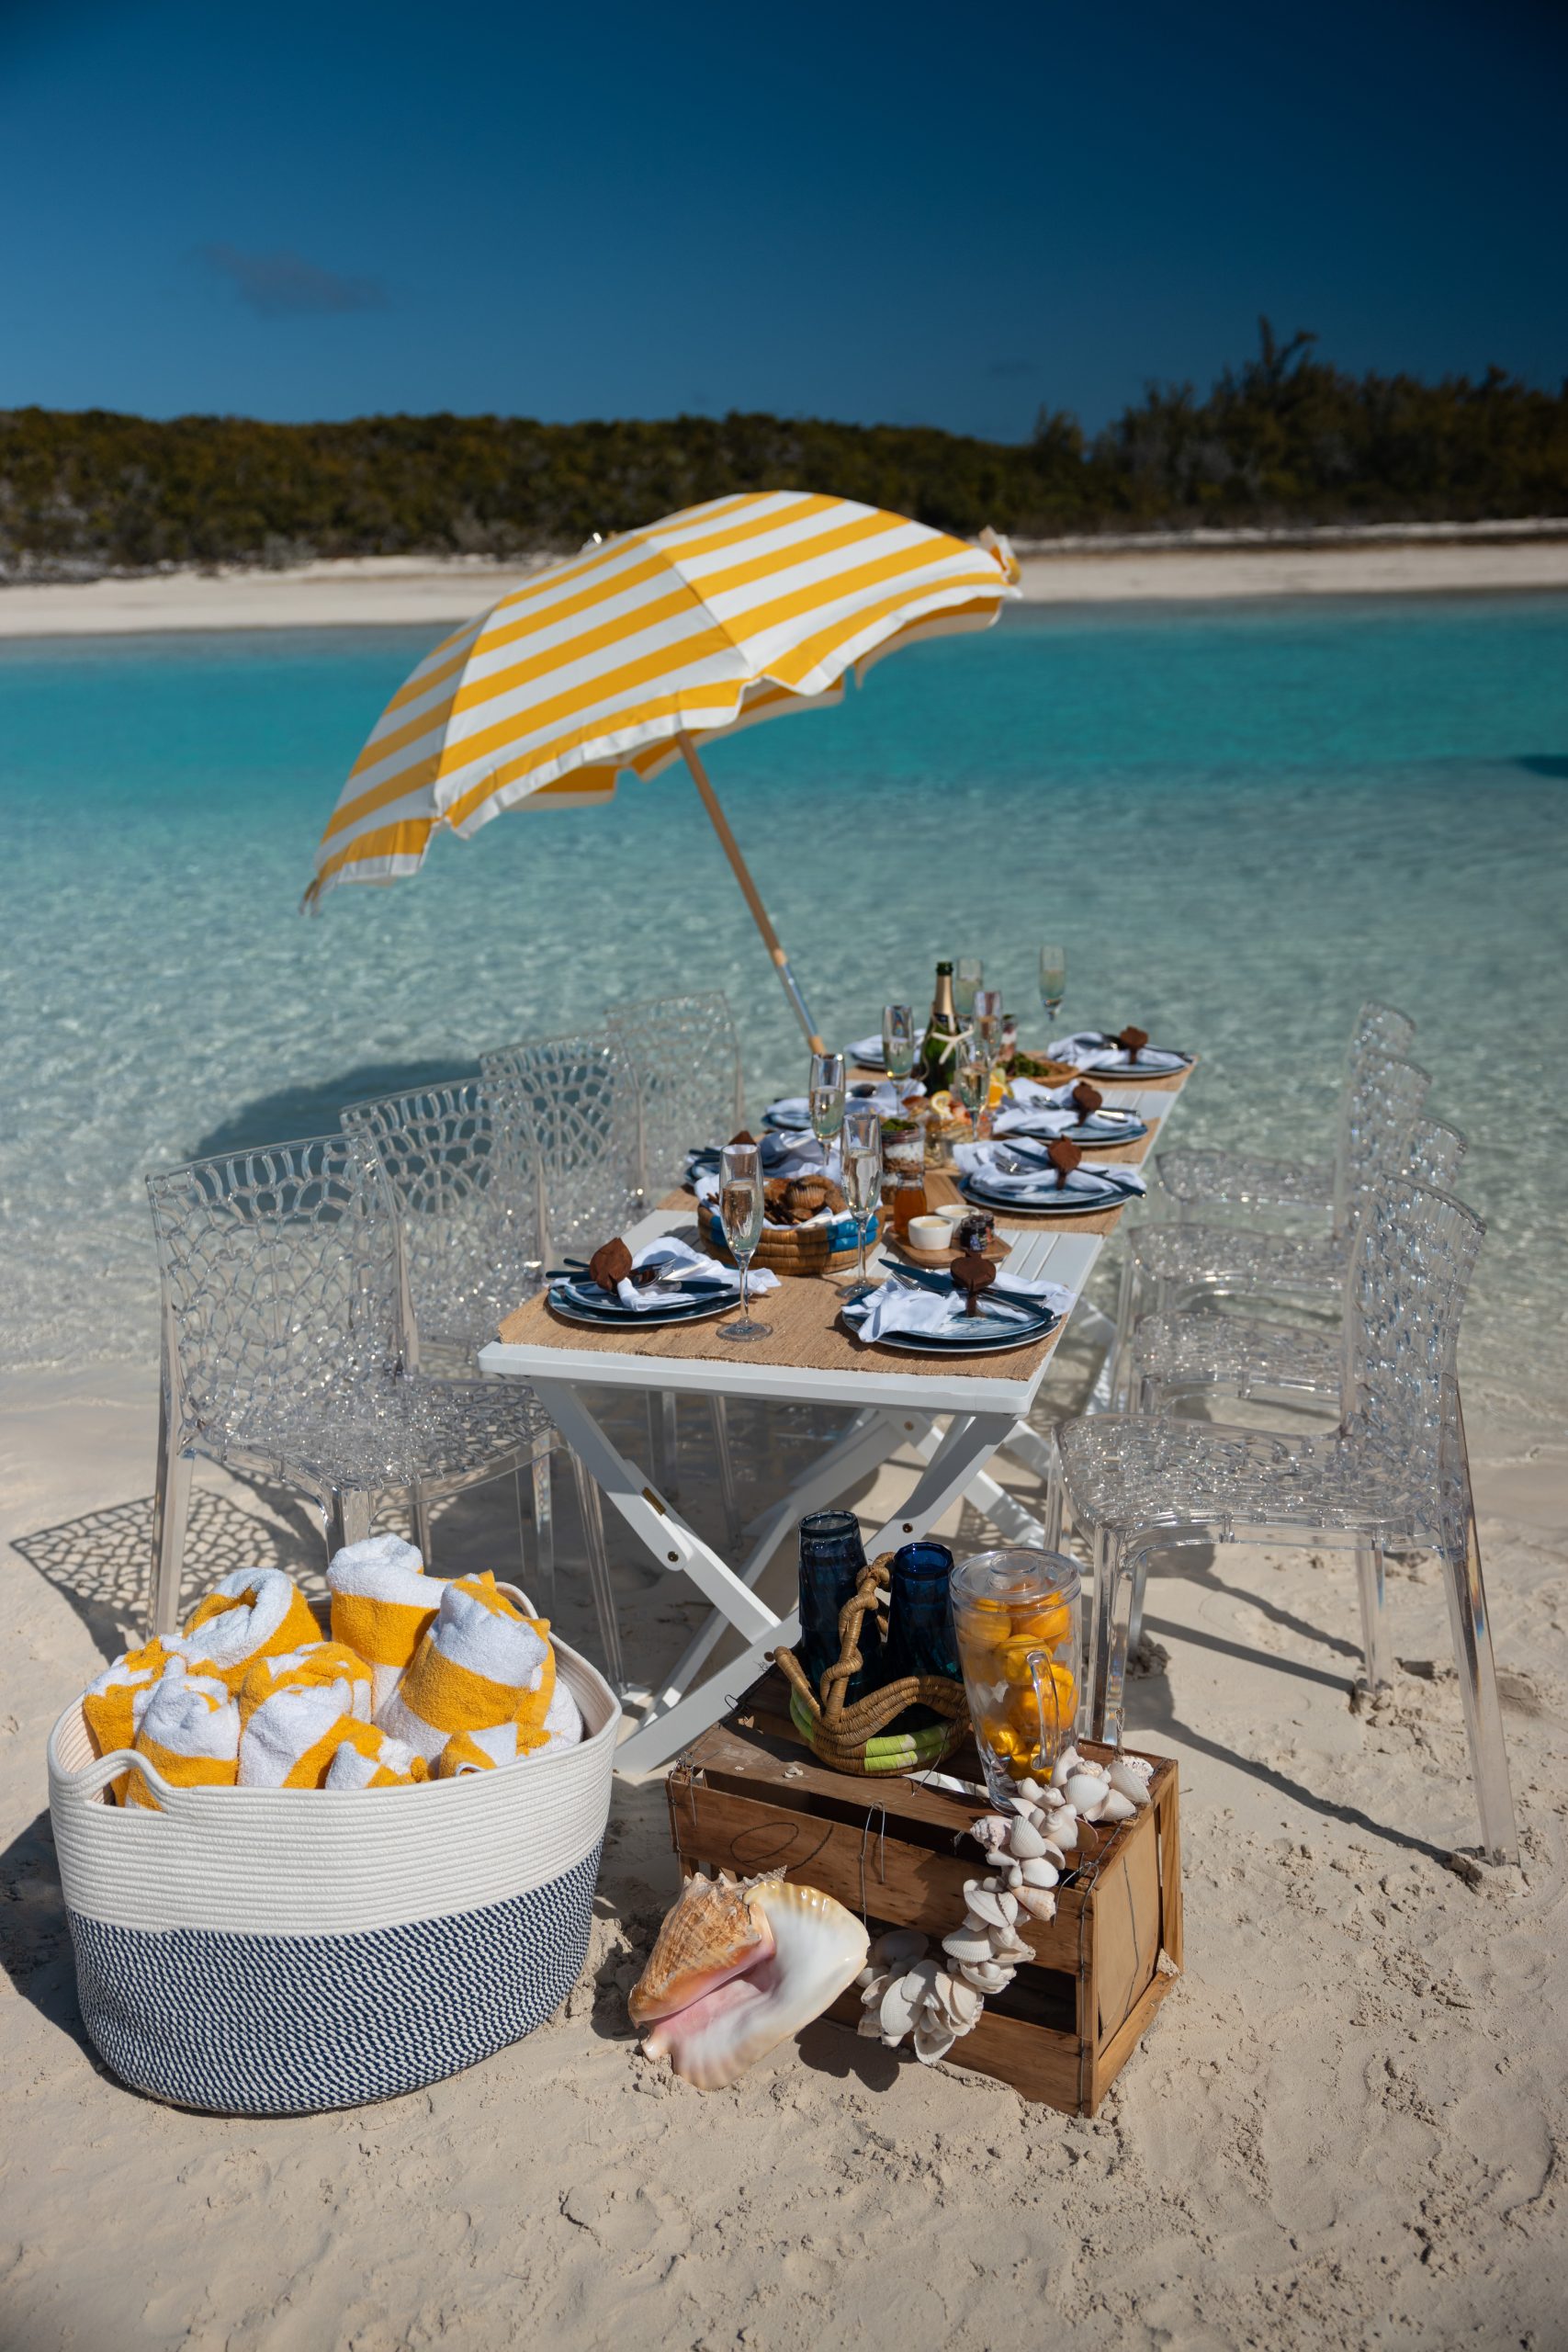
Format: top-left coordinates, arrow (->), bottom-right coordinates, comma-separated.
306,488 -> 1019,1040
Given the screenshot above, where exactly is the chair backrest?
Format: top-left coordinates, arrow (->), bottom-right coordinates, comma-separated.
1341,1174 -> 1484,1503
341,1077 -> 545,1363
604,990 -> 745,1195
479,1033 -> 643,1261
146,1135 -> 406,1453
1332,1051 -> 1432,1233
1405,1115 -> 1468,1193
1348,1001 -> 1416,1071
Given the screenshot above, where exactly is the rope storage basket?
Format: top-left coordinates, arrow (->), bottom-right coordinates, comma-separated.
47,1639 -> 619,2116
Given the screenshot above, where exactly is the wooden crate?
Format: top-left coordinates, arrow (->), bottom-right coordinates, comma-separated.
664,1670 -> 1181,2116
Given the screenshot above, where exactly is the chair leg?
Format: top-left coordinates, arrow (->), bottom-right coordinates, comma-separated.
647,1390 -> 680,1502
412,1486 -> 434,1566
1437,1528 -> 1518,1865
708,1396 -> 742,1549
1087,1525 -> 1141,1748
1355,1542 -> 1392,1692
529,1452 -> 557,1622
570,1455 -> 626,1693
326,1489 -> 373,1558
149,1387 -> 193,1638
1108,1251 -> 1142,1411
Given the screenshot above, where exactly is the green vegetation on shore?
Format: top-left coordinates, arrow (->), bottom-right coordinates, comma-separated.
4,325 -> 1565,575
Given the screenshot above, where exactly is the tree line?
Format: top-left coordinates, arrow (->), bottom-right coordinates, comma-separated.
4,323 -> 1564,575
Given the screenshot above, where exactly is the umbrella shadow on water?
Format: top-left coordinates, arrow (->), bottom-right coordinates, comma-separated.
187,1058 -> 481,1159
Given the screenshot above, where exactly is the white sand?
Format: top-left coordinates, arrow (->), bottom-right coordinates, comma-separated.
2,534 -> 1566,636
4,1348 -> 1566,2349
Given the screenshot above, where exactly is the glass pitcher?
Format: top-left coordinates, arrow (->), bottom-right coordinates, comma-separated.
950,1547 -> 1082,1807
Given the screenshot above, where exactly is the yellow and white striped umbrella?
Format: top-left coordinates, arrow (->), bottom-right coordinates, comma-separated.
306,488 -> 1019,1041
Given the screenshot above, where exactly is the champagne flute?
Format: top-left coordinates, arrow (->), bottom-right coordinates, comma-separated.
953,1037 -> 988,1139
840,1102 -> 883,1301
718,1142 -> 772,1342
954,956 -> 984,1023
972,988 -> 1004,1137
881,1003 -> 916,1083
808,1051 -> 846,1153
1039,943 -> 1066,1035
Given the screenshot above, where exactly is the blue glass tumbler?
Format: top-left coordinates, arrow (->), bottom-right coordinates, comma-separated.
795,1510 -> 877,1700
883,1542 -> 961,1685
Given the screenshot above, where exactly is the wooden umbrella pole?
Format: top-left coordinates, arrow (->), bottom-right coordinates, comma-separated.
679,733 -> 827,1054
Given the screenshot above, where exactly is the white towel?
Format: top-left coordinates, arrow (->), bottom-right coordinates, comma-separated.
327,1533 -> 436,1712
172,1567 -> 322,1691
125,1661 -> 241,1808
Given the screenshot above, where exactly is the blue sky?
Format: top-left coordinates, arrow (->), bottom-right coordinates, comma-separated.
5,0 -> 1565,438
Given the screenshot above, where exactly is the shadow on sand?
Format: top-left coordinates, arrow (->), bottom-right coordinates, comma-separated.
187,1057 -> 481,1159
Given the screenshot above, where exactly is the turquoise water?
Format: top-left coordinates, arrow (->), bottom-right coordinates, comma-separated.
3,596 -> 1566,1428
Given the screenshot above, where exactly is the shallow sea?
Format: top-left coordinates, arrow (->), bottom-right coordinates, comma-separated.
3,595 -> 1566,1430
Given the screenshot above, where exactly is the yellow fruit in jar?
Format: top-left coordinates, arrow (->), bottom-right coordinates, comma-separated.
1010,1601 -> 1071,1649
1006,1664 -> 1077,1739
987,1066 -> 1009,1106
996,1632 -> 1068,1685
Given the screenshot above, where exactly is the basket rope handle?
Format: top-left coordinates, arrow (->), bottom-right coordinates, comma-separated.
57,1746 -> 179,1806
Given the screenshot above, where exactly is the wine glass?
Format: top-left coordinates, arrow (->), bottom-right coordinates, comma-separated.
1038,944 -> 1066,1035
718,1142 -> 772,1342
881,1003 -> 916,1082
808,1051 -> 846,1150
840,1102 -> 883,1301
954,957 -> 984,1023
972,989 -> 1004,1137
953,1037 -> 989,1139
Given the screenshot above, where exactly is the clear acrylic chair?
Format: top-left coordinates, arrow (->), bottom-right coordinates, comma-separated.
1156,1001 -> 1416,1217
604,990 -> 746,1193
604,990 -> 745,1543
1131,1118 -> 1469,1413
1109,1053 -> 1433,1408
1061,1176 -> 1517,1862
338,1077 -> 623,1675
144,1135 -> 558,1640
479,1033 -> 644,1259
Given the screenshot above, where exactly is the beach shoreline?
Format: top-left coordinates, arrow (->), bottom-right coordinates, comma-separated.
2,532 -> 1567,636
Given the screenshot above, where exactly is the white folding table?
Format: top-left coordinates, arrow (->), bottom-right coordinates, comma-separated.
479,1078 -> 1188,1773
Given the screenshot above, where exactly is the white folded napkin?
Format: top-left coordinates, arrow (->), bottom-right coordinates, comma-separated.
603,1236 -> 781,1312
953,1140 -> 1147,1197
764,1095 -> 811,1125
853,1272 -> 1073,1345
687,1131 -> 823,1187
994,1078 -> 1141,1140
1047,1031 -> 1181,1072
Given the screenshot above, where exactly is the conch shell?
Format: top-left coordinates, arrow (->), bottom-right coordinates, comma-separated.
629,1871 -> 868,2091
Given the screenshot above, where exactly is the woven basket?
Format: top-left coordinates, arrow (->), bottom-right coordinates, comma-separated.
47,1635 -> 619,2116
699,1203 -> 877,1277
772,1553 -> 969,1775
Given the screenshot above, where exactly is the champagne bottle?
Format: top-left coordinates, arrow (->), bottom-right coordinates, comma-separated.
919,960 -> 962,1094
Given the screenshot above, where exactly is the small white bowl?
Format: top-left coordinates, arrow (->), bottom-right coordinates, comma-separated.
907,1214 -> 953,1253
934,1203 -> 971,1228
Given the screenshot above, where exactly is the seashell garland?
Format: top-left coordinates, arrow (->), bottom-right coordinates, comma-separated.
854,1747 -> 1154,2067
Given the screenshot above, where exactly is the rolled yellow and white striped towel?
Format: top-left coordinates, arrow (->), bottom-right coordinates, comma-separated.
322,1724 -> 430,1789
173,1567 -> 322,1692
327,1534 -> 436,1712
436,1719 -> 552,1778
125,1661 -> 241,1809
236,1644 -> 377,1789
83,1639 -> 173,1800
377,1573 -> 559,1762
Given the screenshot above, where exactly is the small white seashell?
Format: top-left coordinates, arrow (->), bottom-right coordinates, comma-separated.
861,1975 -> 891,2007
964,1884 -> 1010,1930
1050,1747 -> 1083,1788
869,1927 -> 931,1970
1015,1885 -> 1058,1921
880,1978 -> 919,2041
959,1960 -> 1010,1992
1038,1785 -> 1066,1809
940,1976 -> 983,2024
1049,1811 -> 1079,1852
857,2009 -> 887,2038
1119,1753 -> 1155,1782
1108,1758 -> 1153,1808
1013,1800 -> 1046,1826
1007,1816 -> 1047,1860
969,1815 -> 1011,1852
1004,1863 -> 1023,1889
942,1926 -> 993,1963
1019,1857 -> 1059,1888
1014,1778 -> 1044,1801
1064,1771 -> 1109,1814
913,2019 -> 956,2065
1043,1840 -> 1068,1870
1098,1789 -> 1138,1824
989,1929 -> 1034,1964
855,1965 -> 876,1987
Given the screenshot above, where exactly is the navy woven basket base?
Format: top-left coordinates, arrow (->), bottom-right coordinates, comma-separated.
67,1839 -> 602,2116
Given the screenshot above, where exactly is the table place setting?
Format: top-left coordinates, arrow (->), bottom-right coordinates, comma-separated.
1046,1025 -> 1195,1078
840,1252 -> 1074,1357
992,1075 -> 1150,1147
547,1233 -> 782,1330
953,1135 -> 1150,1216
